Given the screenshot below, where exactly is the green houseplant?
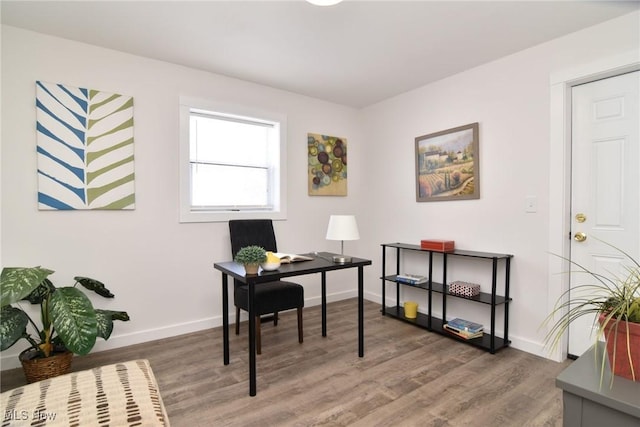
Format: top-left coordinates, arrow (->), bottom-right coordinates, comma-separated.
234,245 -> 267,274
0,266 -> 130,382
543,240 -> 640,384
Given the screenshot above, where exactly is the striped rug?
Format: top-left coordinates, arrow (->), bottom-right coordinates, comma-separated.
1,359 -> 169,426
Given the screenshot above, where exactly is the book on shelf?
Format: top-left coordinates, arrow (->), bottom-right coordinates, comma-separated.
272,253 -> 314,263
443,324 -> 483,340
445,317 -> 484,334
396,274 -> 427,285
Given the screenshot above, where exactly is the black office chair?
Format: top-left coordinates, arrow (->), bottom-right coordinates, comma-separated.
228,219 -> 304,354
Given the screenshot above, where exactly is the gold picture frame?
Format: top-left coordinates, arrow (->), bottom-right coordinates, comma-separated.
415,122 -> 479,202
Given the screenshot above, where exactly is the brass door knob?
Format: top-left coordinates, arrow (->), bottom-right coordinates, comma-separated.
574,232 -> 587,242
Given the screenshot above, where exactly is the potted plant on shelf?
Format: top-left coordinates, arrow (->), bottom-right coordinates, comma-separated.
234,245 -> 267,275
543,240 -> 640,385
0,266 -> 130,383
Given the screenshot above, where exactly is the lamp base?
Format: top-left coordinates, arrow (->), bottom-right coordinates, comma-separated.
332,255 -> 352,263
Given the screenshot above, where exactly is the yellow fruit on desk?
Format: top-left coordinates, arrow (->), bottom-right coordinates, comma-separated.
266,252 -> 279,263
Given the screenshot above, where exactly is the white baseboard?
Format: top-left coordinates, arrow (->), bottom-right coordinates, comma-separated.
1,289 -> 361,371
373,292 -> 558,363
8,292 -> 554,370
507,335 -> 556,361
1,316 -> 218,371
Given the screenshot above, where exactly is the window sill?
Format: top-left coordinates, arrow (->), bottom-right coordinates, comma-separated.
179,209 -> 287,223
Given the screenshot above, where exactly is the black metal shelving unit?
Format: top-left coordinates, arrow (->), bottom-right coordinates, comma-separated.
381,242 -> 513,354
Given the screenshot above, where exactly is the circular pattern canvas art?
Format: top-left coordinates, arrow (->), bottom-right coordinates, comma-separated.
308,133 -> 348,196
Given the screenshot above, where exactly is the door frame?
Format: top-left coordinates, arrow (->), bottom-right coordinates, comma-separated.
547,51 -> 640,362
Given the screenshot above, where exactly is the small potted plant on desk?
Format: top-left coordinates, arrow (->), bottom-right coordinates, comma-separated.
543,241 -> 640,385
234,246 -> 267,275
0,266 -> 130,383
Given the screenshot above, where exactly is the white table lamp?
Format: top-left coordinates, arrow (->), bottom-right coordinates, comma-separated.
326,215 -> 360,263
306,0 -> 343,5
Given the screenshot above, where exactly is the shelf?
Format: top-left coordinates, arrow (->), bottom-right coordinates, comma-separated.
383,306 -> 431,330
383,306 -> 510,352
382,275 -> 511,305
381,241 -> 512,354
382,242 -> 513,260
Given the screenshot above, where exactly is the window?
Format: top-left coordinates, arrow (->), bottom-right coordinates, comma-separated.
179,98 -> 287,222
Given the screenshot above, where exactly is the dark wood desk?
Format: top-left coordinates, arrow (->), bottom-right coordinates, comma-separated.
214,252 -> 372,396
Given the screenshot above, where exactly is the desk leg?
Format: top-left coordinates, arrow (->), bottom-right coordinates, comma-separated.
321,271 -> 327,337
248,281 -> 256,396
222,273 -> 229,366
358,266 -> 364,357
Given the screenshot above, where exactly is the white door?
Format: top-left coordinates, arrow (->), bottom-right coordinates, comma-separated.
568,71 -> 640,357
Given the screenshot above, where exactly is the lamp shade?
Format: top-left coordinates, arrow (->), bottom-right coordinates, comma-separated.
326,215 -> 360,241
306,0 -> 343,5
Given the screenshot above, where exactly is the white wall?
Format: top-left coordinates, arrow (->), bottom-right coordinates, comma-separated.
0,26 -> 364,368
2,10 -> 639,369
359,10 -> 640,358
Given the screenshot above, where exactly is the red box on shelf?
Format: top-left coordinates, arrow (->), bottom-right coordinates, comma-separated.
420,239 -> 455,252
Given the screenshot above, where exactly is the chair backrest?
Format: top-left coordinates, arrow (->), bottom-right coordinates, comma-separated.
229,219 -> 278,257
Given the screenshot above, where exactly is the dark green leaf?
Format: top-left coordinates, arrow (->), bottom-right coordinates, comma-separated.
95,310 -> 114,340
21,279 -> 56,304
74,277 -> 114,298
0,306 -> 28,350
0,267 -> 54,306
107,310 -> 130,322
50,287 -> 97,355
95,310 -> 129,340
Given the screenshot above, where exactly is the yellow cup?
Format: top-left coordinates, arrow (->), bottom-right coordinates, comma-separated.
404,301 -> 418,319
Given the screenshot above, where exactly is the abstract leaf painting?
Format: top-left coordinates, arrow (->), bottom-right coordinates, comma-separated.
36,81 -> 135,210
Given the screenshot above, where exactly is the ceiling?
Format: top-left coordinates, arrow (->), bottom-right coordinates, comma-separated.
2,1 -> 638,108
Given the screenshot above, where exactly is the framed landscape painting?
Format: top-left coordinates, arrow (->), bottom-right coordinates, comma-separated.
415,122 -> 479,202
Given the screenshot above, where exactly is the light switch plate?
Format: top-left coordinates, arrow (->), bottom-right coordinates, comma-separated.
525,196 -> 537,213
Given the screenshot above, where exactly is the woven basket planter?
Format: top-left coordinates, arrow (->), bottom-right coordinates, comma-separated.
19,349 -> 73,383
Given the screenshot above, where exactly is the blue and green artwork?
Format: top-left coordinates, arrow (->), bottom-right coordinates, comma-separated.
36,81 -> 135,210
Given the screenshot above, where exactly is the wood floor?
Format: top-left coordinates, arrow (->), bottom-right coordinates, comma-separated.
1,299 -> 570,426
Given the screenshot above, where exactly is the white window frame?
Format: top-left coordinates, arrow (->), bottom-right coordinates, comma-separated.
179,97 -> 287,223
